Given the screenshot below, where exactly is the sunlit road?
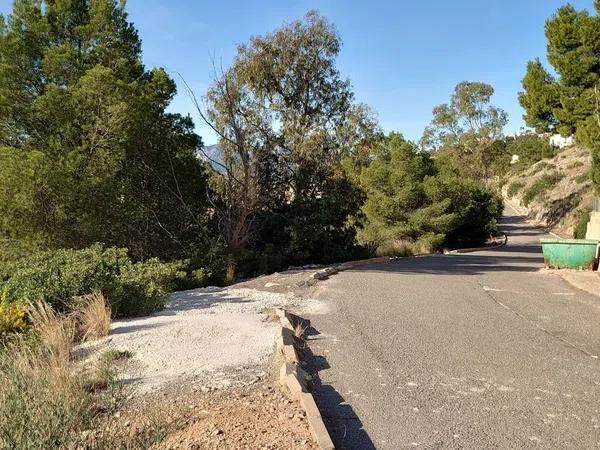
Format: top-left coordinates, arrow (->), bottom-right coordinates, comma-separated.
306,204 -> 600,449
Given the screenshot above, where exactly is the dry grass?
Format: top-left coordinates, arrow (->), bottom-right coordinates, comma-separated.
0,302 -> 90,448
376,239 -> 432,257
0,300 -> 122,449
74,291 -> 111,342
293,322 -> 308,340
28,300 -> 75,372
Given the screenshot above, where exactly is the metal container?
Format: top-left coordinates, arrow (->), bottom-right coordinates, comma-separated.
540,239 -> 599,270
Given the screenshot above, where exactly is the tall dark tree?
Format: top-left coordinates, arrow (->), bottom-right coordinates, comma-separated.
0,0 -> 211,262
519,2 -> 600,190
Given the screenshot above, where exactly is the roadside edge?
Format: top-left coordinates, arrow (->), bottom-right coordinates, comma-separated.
275,308 -> 335,450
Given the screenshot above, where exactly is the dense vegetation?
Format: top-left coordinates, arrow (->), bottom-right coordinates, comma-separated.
519,1 -> 600,191
0,1 -> 505,323
0,1 -> 589,446
348,133 -> 503,254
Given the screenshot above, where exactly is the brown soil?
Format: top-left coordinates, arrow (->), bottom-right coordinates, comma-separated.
158,384 -> 316,449
96,382 -> 317,450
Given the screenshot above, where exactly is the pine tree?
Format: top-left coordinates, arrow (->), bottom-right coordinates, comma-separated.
519,3 -> 600,191
0,0 -> 210,262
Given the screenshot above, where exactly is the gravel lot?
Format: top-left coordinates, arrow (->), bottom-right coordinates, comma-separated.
80,287 -> 310,393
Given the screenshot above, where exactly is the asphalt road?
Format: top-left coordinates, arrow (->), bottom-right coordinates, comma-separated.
306,204 -> 600,449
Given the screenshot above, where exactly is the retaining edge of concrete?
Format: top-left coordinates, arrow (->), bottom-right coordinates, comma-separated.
445,233 -> 508,254
275,308 -> 335,450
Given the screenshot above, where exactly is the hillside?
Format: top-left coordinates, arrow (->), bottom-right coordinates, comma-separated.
502,145 -> 593,237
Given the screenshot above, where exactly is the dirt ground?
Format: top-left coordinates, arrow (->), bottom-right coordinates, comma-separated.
157,384 -> 317,449
97,379 -> 317,449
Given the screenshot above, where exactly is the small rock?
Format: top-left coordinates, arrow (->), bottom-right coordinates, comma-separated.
311,271 -> 329,280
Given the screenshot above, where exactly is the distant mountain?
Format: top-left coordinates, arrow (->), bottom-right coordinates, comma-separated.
196,144 -> 224,173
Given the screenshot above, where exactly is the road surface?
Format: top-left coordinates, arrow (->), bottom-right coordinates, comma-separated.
306,204 -> 600,449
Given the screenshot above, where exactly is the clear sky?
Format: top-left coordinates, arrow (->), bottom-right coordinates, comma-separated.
0,0 -> 595,144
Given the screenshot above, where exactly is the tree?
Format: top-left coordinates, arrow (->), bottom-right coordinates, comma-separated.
518,60 -> 559,132
355,133 -> 502,252
0,0 -> 211,263
519,3 -> 600,190
421,81 -> 508,181
192,11 -> 376,280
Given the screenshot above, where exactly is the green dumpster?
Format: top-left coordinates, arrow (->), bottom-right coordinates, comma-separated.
540,239 -> 599,270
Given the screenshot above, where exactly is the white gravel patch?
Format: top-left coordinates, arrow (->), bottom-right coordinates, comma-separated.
80,287 -> 300,393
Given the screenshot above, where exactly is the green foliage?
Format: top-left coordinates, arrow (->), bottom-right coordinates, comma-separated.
0,0 -> 211,263
202,11 -> 375,279
574,209 -> 592,239
507,181 -> 525,198
575,171 -> 591,184
421,81 -> 509,181
505,134 -> 556,165
522,173 -> 564,206
0,245 -> 189,317
0,303 -> 27,337
111,258 -> 187,317
518,60 -> 559,132
354,133 -> 503,251
519,3 -> 600,191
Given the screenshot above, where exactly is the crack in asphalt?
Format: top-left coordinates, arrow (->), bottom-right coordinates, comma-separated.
477,281 -> 599,360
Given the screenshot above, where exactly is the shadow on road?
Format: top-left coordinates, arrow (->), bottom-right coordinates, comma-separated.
342,212 -> 547,276
301,321 -> 376,450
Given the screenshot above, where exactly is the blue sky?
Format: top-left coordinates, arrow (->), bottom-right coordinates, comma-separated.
0,0 -> 595,144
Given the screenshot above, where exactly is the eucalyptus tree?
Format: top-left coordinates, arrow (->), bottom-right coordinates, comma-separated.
194,11 -> 377,279
421,81 -> 508,181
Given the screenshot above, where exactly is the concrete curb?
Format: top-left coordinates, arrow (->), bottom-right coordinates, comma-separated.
445,233 -> 508,254
275,308 -> 335,450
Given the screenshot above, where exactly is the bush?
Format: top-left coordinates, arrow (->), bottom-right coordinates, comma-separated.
113,258 -> 186,317
574,209 -> 591,239
0,245 -> 190,318
355,134 -> 503,252
507,181 -> 525,198
575,171 -> 591,184
568,161 -> 585,169
0,303 -> 27,337
505,134 -> 555,165
522,172 -> 564,206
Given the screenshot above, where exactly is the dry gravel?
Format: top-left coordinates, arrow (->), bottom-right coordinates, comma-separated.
79,287 -> 308,393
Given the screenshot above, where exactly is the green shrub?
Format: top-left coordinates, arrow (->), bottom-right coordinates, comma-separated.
575,171 -> 591,184
522,172 -> 564,206
574,209 -> 592,239
505,134 -> 555,165
191,268 -> 211,287
507,181 -> 525,198
568,161 -> 585,169
113,259 -> 186,317
0,245 -> 190,318
0,303 -> 27,337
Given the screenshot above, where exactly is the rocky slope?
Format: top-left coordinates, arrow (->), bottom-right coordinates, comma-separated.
502,145 -> 593,237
